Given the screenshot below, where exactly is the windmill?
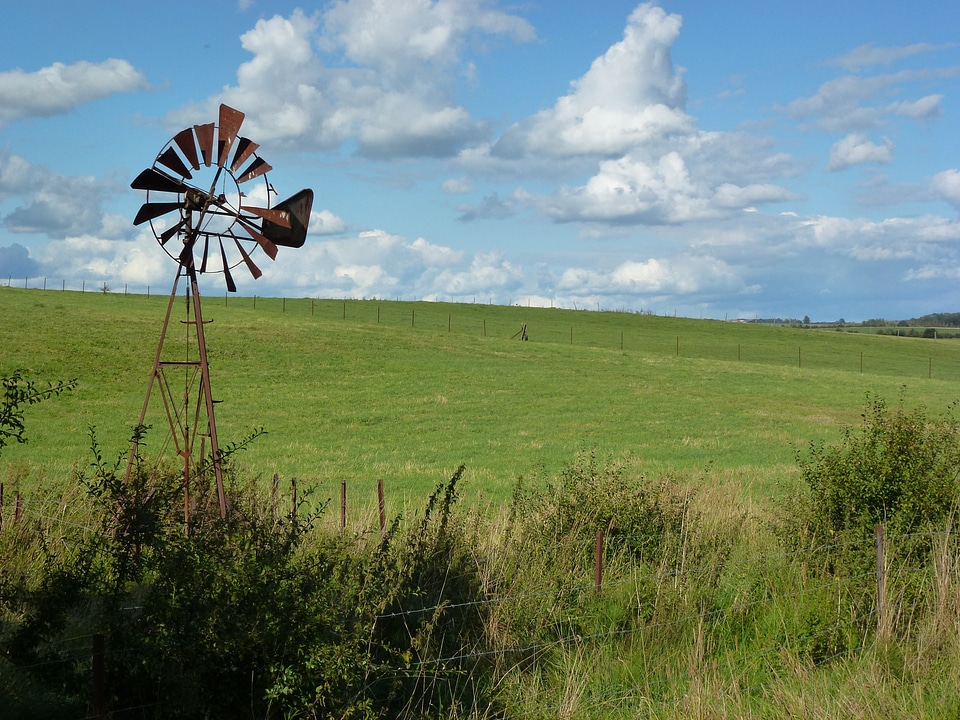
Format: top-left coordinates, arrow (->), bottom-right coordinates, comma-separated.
126,103 -> 313,520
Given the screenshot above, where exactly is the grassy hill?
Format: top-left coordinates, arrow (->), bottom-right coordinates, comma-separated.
2,284 -> 959,505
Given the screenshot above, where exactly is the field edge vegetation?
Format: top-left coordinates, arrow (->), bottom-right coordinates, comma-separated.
3,381 -> 960,718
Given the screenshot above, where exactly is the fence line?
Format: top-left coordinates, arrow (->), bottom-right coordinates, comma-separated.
3,476 -> 954,717
3,285 -> 958,381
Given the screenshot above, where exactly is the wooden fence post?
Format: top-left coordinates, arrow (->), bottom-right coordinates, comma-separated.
595,529 -> 604,593
271,473 -> 279,522
290,477 -> 298,523
378,478 -> 386,537
876,524 -> 889,640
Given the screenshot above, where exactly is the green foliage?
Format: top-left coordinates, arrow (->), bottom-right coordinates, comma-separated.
795,394 -> 960,540
0,436 -> 490,718
0,371 -> 75,457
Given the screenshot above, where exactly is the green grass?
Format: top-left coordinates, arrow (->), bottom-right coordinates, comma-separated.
2,285 -> 959,506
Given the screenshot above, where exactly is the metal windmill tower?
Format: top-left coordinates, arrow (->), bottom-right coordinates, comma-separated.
126,104 -> 313,520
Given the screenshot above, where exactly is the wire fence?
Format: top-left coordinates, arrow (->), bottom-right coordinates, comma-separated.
5,279 -> 959,383
4,474 -> 952,719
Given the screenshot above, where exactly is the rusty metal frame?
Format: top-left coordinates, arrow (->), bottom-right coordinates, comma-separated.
125,266 -> 226,521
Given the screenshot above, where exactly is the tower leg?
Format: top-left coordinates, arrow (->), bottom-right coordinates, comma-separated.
125,267 -> 227,520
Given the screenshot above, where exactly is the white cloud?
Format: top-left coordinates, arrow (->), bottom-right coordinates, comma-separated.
0,59 -> 147,121
931,169 -> 960,212
828,134 -> 894,171
441,177 -> 473,194
780,71 -> 948,132
173,3 -> 534,159
827,42 -> 955,71
544,152 -> 795,225
493,2 -> 691,159
556,254 -> 741,297
431,251 -> 523,296
309,209 -> 347,235
320,0 -> 535,76
0,151 -> 119,239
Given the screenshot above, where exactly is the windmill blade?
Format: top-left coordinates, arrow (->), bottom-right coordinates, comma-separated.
134,201 -> 183,225
219,239 -> 237,292
262,189 -> 313,248
156,147 -> 193,180
179,240 -> 195,268
236,156 -> 271,184
230,137 -> 259,173
232,233 -> 263,279
173,128 -> 200,171
240,204 -> 292,228
236,216 -> 279,260
199,235 -> 210,273
131,167 -> 184,193
159,219 -> 187,246
194,122 -> 215,167
217,105 -> 245,168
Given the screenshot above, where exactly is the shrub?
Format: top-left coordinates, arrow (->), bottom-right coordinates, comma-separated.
795,395 -> 960,541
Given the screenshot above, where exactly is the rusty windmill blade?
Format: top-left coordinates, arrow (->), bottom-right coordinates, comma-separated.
240,204 -> 292,228
134,201 -> 183,226
230,137 -> 259,173
235,215 -> 279,260
156,146 -> 194,180
236,156 -> 272,184
131,167 -> 184,194
217,104 -> 245,168
194,122 -> 215,167
231,231 -> 263,279
159,219 -> 187,246
219,238 -> 237,292
172,127 -> 201,171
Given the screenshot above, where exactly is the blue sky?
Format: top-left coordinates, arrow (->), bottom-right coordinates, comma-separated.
0,0 -> 958,321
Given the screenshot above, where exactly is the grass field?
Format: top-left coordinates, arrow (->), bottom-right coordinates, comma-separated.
2,284 -> 959,507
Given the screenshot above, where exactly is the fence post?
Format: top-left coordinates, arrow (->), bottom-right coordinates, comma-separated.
271,473 -> 279,522
340,481 -> 346,529
290,477 -> 298,523
90,633 -> 106,720
876,524 -> 889,640
378,478 -> 386,537
595,529 -> 604,593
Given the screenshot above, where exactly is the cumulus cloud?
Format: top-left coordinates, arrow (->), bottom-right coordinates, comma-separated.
172,2 -> 534,159
492,2 -> 690,159
931,169 -> 960,212
309,209 -> 347,235
0,59 -> 147,121
0,243 -> 40,278
0,151 -> 121,239
544,152 -> 795,225
828,134 -> 894,171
